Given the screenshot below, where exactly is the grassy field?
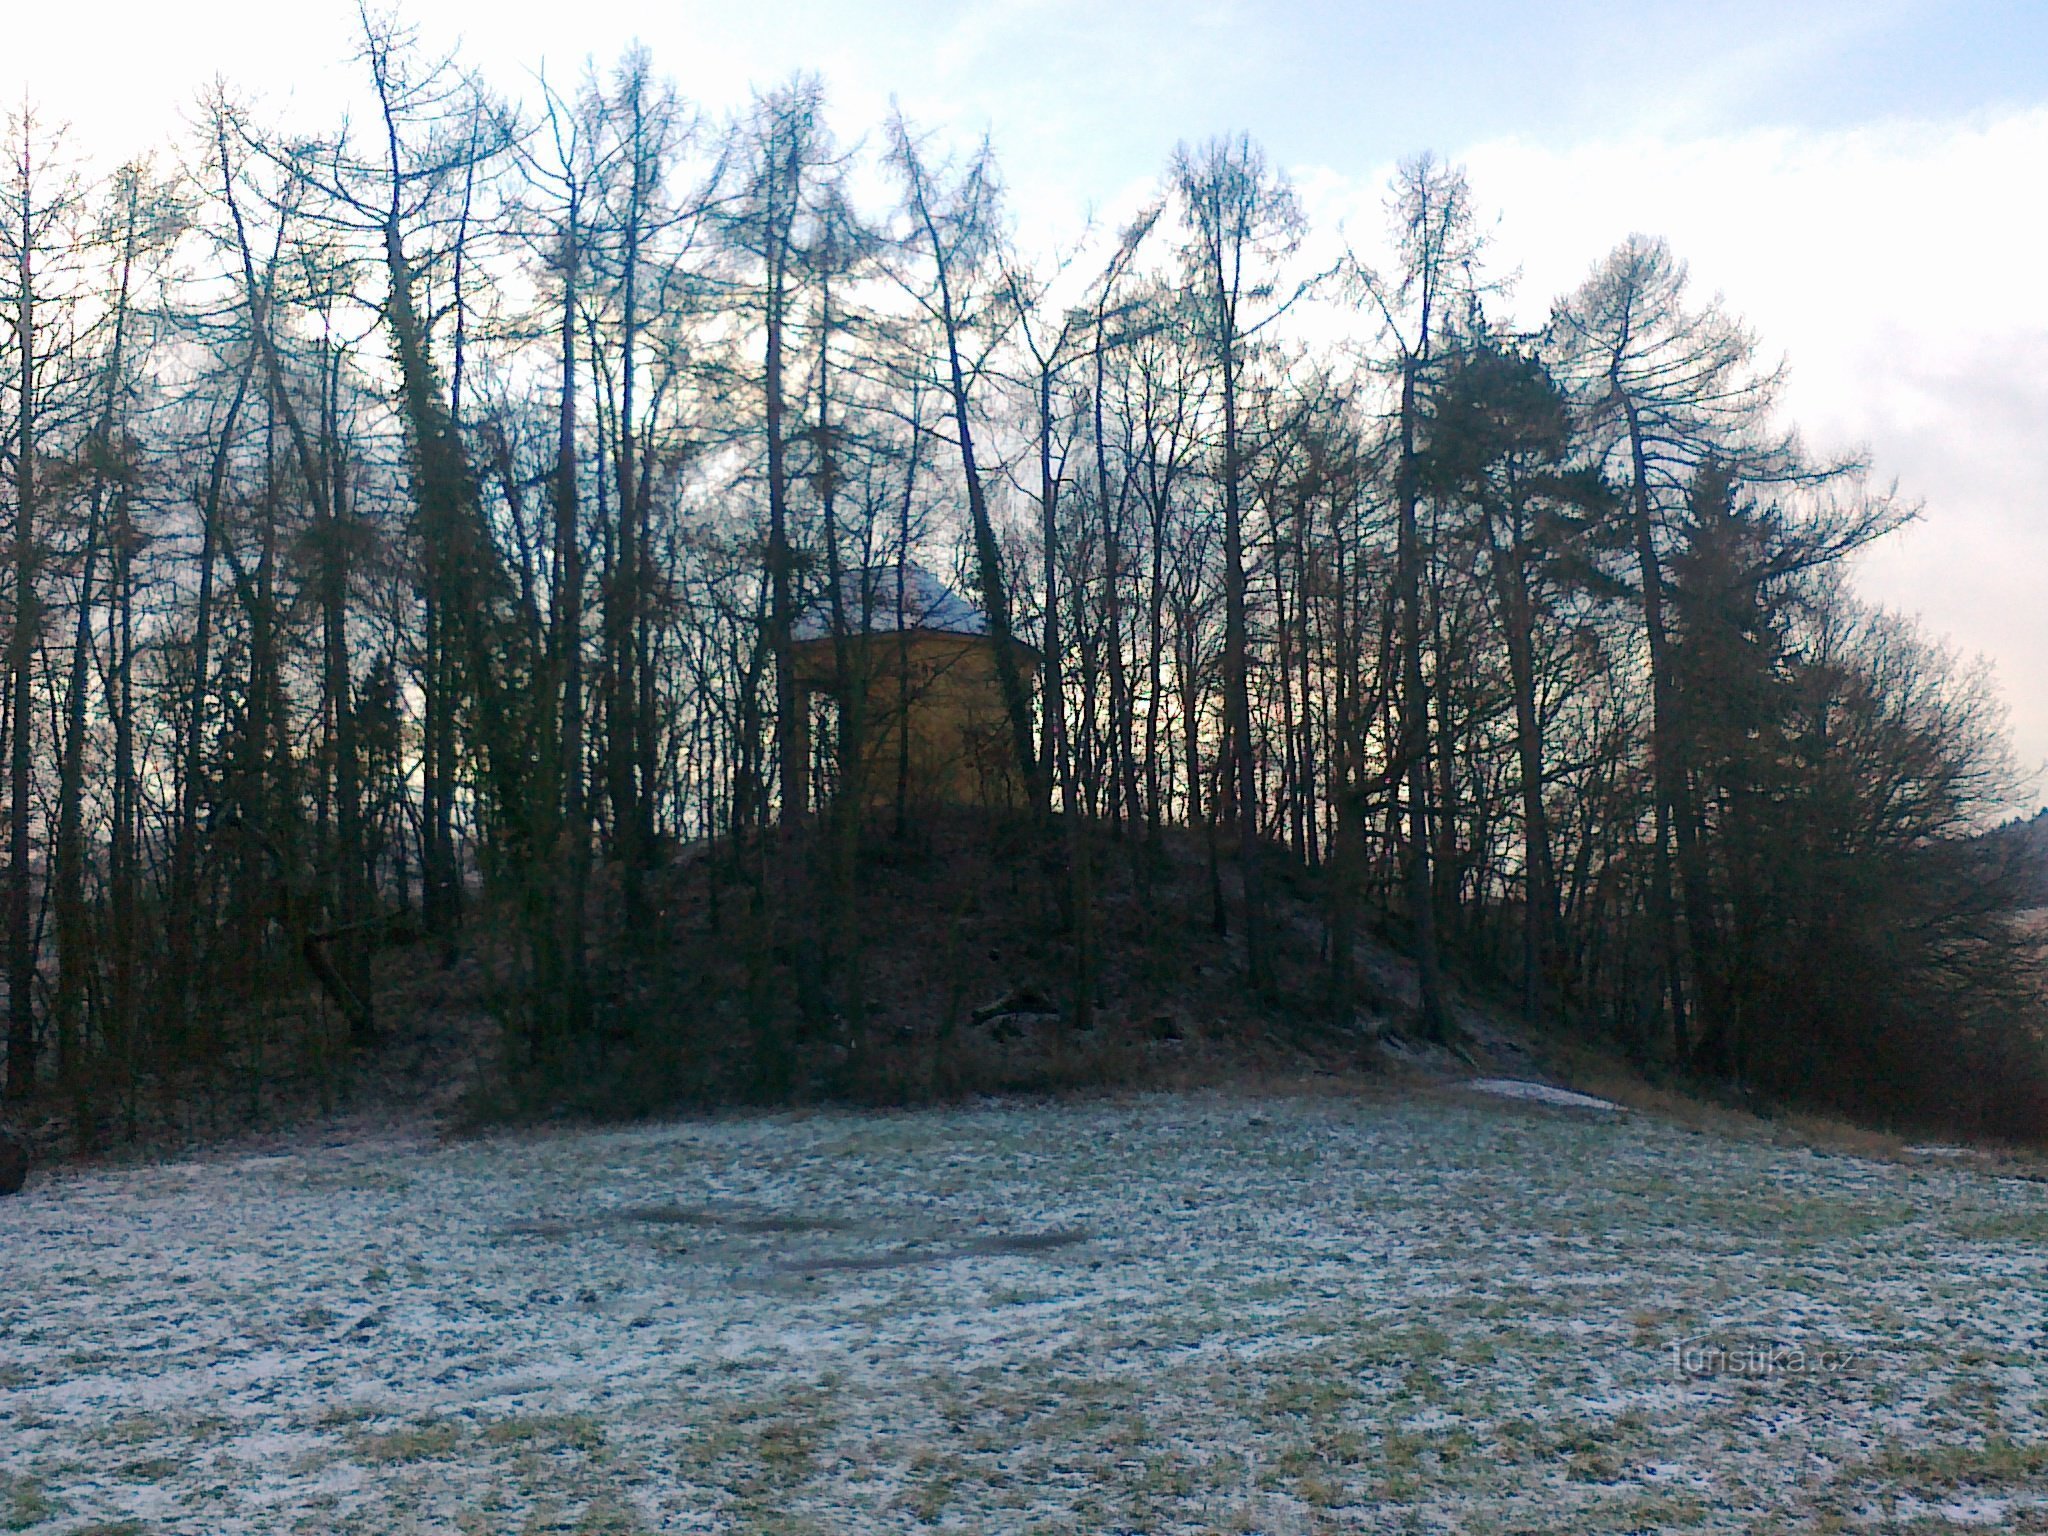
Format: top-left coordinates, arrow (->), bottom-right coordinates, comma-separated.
2,1087 -> 2045,1533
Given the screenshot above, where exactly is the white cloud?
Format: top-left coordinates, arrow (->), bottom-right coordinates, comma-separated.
1299,108 -> 2048,799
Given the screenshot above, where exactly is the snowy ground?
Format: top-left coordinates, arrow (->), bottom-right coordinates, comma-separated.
3,1089 -> 2047,1534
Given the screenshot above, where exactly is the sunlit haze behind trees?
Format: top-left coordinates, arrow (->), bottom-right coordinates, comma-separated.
25,0 -> 2048,796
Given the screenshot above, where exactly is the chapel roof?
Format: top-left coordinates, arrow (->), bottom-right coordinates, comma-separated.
792,561 -> 990,644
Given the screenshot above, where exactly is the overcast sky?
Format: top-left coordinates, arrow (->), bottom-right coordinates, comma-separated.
22,0 -> 2048,804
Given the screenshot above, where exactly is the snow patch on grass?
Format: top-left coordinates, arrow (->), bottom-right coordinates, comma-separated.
1466,1077 -> 1623,1113
3,1091 -> 2045,1532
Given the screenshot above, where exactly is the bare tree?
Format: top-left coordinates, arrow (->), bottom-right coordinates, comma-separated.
1,109 -> 87,1097
886,114 -> 1040,810
1171,133 -> 1304,992
1345,153 -> 1485,1040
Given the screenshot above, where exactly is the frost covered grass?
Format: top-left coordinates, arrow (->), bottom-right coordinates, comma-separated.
3,1088 -> 2046,1533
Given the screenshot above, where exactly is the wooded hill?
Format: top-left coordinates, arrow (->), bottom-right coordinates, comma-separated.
0,16 -> 2041,1147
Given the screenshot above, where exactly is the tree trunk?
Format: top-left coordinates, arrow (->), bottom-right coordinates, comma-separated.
1217,300 -> 1268,990
1621,391 -> 1690,1061
1397,356 -> 1449,1038
553,212 -> 590,1036
6,195 -> 38,1099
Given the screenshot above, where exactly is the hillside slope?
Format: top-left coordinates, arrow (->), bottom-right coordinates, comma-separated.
516,813 -> 1556,1115
0,816 -> 1573,1164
